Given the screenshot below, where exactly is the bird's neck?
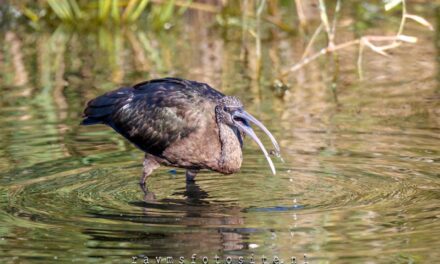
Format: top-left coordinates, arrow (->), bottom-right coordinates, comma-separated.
217,122 -> 243,173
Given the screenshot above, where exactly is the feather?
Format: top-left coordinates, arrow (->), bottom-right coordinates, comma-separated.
81,77 -> 225,156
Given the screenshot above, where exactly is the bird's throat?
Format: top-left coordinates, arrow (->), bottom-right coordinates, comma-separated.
217,122 -> 243,174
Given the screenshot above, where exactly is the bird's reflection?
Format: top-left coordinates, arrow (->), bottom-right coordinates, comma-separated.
85,180 -> 248,256
142,180 -> 209,206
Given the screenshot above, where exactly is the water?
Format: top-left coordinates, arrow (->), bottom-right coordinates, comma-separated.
1,5 -> 440,264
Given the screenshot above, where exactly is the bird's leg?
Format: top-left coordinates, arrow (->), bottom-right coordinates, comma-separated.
185,169 -> 199,183
140,155 -> 159,193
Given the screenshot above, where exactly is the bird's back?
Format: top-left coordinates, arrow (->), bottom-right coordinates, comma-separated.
82,78 -> 224,156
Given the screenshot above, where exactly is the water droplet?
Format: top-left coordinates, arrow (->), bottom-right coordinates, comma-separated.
249,243 -> 259,248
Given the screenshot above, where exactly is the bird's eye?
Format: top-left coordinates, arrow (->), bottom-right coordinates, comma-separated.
223,106 -> 228,112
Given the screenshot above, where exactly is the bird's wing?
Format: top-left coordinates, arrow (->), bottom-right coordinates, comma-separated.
84,78 -> 223,155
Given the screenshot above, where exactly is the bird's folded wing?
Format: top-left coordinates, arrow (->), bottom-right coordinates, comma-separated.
110,91 -> 201,155
82,78 -> 223,155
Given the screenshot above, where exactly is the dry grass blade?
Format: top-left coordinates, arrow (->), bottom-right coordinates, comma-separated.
280,0 -> 431,80
295,0 -> 306,26
384,0 -> 402,11
357,40 -> 365,79
329,0 -> 341,46
301,23 -> 323,60
362,38 -> 390,57
405,14 -> 434,30
318,0 -> 330,36
397,34 -> 418,43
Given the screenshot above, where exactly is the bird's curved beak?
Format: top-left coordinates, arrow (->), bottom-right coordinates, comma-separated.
232,110 -> 281,175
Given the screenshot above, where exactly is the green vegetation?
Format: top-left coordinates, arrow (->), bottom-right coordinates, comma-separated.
18,0 -> 151,23
44,0 -> 150,23
9,0 -> 203,29
1,0 -> 437,86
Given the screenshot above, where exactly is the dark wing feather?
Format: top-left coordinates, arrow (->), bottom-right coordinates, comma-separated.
82,77 -> 224,155
82,87 -> 132,125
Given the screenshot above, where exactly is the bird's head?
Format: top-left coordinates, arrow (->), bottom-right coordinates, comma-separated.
216,96 -> 281,175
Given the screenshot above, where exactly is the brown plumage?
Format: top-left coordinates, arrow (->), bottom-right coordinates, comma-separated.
81,77 -> 280,188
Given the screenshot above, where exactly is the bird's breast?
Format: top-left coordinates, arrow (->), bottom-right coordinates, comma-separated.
159,116 -> 243,174
216,123 -> 243,174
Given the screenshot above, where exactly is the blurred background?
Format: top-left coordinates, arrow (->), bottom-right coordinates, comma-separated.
0,0 -> 439,263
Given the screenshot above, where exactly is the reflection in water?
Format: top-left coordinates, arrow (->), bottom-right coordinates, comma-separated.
0,3 -> 440,264
87,182 -> 245,258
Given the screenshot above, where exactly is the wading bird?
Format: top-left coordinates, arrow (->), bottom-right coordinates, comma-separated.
81,78 -> 280,189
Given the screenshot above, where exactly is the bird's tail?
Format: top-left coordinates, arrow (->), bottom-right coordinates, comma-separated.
81,87 -> 132,126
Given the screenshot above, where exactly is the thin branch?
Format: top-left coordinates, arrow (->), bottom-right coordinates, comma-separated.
318,0 -> 331,39
295,0 -> 306,27
362,38 -> 390,57
281,34 -> 416,77
331,0 -> 341,36
301,23 -> 323,60
329,0 -> 341,49
396,0 -> 407,38
357,40 -> 365,80
281,39 -> 360,76
255,0 -> 266,60
280,0 -> 429,79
